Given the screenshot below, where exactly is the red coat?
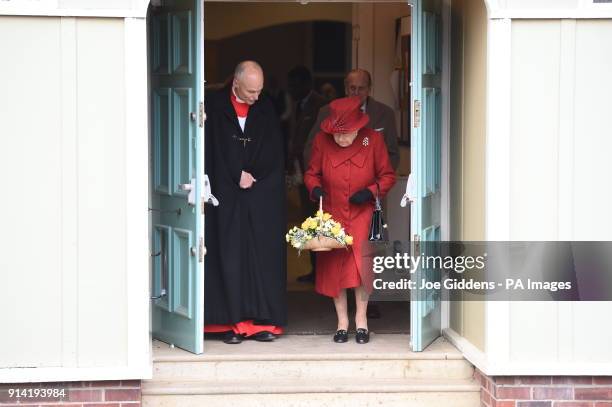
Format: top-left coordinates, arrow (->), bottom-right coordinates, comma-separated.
304,128 -> 396,298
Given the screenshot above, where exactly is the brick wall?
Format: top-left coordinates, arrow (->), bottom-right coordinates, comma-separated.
0,380 -> 141,406
475,369 -> 612,407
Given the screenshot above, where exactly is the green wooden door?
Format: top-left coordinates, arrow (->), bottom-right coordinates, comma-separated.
150,0 -> 204,354
410,0 -> 443,352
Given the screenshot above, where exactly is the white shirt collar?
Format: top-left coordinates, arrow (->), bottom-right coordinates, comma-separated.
360,97 -> 368,112
232,87 -> 247,104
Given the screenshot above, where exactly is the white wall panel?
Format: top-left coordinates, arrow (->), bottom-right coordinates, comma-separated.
491,0 -> 612,18
60,16 -> 79,368
0,17 -> 63,368
510,20 -> 560,240
75,18 -> 127,367
502,0 -> 579,9
59,0 -> 140,9
491,18 -> 612,372
0,15 -> 149,382
573,20 -> 612,240
569,20 -> 612,364
506,18 -> 561,367
509,302 -> 558,362
573,302 -> 612,362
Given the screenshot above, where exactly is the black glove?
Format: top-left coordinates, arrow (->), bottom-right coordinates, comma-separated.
311,186 -> 325,201
349,188 -> 374,204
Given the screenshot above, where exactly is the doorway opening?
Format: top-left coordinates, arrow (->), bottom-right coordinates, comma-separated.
203,1 -> 412,339
147,0 -> 466,355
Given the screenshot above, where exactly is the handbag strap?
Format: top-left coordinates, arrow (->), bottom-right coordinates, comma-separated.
374,182 -> 382,211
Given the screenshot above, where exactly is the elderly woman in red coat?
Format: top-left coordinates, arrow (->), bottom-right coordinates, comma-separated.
304,96 -> 396,344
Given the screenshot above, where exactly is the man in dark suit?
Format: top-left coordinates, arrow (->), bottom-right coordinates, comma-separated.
304,69 -> 400,170
287,66 -> 327,283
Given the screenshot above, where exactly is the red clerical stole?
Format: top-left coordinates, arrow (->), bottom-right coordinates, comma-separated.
230,91 -> 249,118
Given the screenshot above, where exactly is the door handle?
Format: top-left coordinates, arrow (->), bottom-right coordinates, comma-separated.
202,174 -> 219,206
178,178 -> 196,206
151,234 -> 168,300
400,173 -> 416,208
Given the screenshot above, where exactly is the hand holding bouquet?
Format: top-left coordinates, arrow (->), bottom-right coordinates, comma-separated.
286,198 -> 353,252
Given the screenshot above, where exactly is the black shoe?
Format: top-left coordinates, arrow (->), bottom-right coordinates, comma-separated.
223,331 -> 243,344
297,271 -> 315,283
355,328 -> 369,344
333,329 -> 348,343
253,331 -> 277,342
366,304 -> 381,319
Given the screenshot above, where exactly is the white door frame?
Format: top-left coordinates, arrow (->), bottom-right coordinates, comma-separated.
439,0 -> 452,332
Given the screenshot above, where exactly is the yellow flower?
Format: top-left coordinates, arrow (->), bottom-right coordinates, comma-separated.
331,225 -> 341,236
323,213 -> 332,221
345,235 -> 354,245
302,218 -> 318,229
316,210 -> 324,217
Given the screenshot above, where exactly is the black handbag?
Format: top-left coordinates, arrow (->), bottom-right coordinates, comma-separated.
368,183 -> 388,242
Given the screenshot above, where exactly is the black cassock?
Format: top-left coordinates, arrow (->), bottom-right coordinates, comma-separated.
204,88 -> 287,327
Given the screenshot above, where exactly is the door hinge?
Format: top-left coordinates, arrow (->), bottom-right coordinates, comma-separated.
198,236 -> 205,262
413,100 -> 421,128
198,101 -> 205,128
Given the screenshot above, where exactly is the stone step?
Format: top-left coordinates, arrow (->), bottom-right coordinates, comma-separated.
151,335 -> 474,381
153,357 -> 473,381
142,378 -> 481,407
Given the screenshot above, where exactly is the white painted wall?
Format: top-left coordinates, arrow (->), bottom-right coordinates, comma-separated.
482,18 -> 612,375
0,0 -> 149,17
489,0 -> 612,18
0,16 -> 150,382
352,3 -> 410,119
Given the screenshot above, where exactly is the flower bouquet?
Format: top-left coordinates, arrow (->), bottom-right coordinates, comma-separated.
286,198 -> 353,252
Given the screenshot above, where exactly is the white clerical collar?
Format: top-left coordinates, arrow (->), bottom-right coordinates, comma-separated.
232,87 -> 247,104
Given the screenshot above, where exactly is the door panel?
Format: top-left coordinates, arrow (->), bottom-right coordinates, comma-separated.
172,87 -> 193,196
150,0 -> 204,354
153,88 -> 171,194
410,0 -> 443,352
171,11 -> 192,74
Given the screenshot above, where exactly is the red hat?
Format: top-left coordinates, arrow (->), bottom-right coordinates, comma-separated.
320,96 -> 369,134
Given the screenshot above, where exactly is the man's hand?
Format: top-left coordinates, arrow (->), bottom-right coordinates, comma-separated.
239,171 -> 256,189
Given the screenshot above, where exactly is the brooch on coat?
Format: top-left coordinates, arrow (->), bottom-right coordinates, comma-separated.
362,137 -> 369,146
